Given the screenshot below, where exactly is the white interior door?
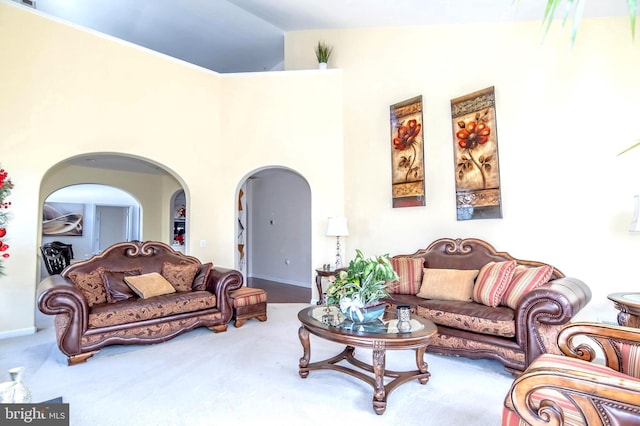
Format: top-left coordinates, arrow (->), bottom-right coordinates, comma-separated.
95,205 -> 130,253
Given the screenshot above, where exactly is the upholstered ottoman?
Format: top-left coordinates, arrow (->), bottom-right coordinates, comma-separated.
229,287 -> 267,327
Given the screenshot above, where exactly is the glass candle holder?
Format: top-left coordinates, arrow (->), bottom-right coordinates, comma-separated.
396,305 -> 412,333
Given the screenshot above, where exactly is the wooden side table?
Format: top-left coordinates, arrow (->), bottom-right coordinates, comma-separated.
607,292 -> 640,328
314,268 -> 346,305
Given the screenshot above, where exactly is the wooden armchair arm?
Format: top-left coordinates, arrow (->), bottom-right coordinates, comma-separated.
558,322 -> 640,373
509,358 -> 640,425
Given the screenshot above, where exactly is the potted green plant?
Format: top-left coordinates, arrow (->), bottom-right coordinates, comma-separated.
325,249 -> 398,322
538,0 -> 637,46
619,140 -> 640,155
536,1 -> 638,155
314,41 -> 333,69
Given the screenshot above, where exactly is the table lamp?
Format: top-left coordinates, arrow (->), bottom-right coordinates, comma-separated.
326,216 -> 349,269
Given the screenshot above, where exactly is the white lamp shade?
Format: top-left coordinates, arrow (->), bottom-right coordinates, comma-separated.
326,216 -> 349,237
631,195 -> 640,232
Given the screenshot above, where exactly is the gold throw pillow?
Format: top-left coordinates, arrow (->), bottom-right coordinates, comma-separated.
124,272 -> 176,299
416,268 -> 479,302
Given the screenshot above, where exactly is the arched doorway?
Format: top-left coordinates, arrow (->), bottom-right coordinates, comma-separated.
169,189 -> 187,252
237,167 -> 312,302
39,153 -> 187,276
40,184 -> 141,280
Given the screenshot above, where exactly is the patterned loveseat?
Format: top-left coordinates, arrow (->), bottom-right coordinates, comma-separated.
384,238 -> 591,375
37,241 -> 242,365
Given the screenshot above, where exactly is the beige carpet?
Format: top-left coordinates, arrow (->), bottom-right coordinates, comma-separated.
0,303 -> 514,425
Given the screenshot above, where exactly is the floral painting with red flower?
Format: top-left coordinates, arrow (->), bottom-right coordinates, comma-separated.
390,95 -> 425,208
0,165 -> 13,276
450,87 -> 502,220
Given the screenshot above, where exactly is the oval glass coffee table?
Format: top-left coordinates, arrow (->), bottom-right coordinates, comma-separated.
297,305 -> 437,415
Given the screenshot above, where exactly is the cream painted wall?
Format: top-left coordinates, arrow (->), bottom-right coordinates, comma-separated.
285,19 -> 640,322
220,70 -> 344,285
0,3 -> 343,336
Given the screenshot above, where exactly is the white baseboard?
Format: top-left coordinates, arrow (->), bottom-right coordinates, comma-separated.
0,326 -> 36,340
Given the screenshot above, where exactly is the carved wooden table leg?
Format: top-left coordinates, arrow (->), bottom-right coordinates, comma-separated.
415,345 -> 430,384
618,311 -> 640,328
608,293 -> 640,328
296,306 -> 437,415
298,326 -> 310,378
372,340 -> 387,415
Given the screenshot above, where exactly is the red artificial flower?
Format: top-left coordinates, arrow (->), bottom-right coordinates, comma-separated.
0,166 -> 11,275
393,119 -> 421,151
456,121 -> 490,150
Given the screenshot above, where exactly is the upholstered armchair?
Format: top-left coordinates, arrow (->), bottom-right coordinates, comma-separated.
502,322 -> 640,426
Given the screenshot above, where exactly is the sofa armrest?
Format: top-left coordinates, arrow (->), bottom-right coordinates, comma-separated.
515,277 -> 591,366
37,275 -> 90,357
206,267 -> 243,321
506,355 -> 640,425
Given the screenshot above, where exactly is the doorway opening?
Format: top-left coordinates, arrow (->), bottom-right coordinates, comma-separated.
170,190 -> 187,253
95,205 -> 133,253
237,167 -> 312,303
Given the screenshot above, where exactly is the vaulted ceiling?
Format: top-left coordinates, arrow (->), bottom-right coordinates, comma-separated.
15,0 -> 630,73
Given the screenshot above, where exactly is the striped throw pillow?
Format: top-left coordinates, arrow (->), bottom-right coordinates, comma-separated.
472,260 -> 516,307
390,257 -> 424,294
501,265 -> 553,309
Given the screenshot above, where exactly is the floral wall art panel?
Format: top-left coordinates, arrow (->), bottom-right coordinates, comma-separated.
450,86 -> 502,220
390,95 -> 425,208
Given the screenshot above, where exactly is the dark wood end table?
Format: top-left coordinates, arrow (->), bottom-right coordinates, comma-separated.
314,268 -> 346,305
297,306 -> 437,415
608,292 -> 640,328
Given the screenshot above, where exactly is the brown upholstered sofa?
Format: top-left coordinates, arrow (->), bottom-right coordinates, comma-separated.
37,241 -> 243,365
384,238 -> 591,375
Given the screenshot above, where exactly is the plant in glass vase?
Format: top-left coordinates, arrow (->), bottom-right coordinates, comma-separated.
325,249 -> 398,322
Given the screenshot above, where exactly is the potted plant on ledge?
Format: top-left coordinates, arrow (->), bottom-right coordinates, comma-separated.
325,249 -> 398,323
314,41 -> 332,70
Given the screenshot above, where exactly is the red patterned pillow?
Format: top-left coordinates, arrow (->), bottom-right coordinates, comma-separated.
389,257 -> 424,294
472,260 -> 516,307
501,265 -> 553,309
